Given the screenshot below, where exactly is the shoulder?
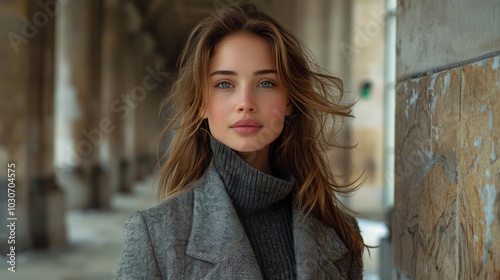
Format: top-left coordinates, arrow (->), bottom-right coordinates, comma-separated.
128,168 -> 217,231
139,188 -> 195,222
117,184 -> 201,279
120,191 -> 192,246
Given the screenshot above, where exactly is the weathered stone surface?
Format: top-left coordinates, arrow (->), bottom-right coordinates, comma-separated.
394,56 -> 500,279
393,70 -> 460,278
458,57 -> 500,279
397,0 -> 500,80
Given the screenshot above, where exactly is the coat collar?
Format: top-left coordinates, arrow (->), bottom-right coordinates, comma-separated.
293,207 -> 350,278
186,167 -> 264,279
186,167 -> 350,279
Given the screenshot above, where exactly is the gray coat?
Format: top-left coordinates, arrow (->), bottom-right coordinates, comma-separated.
116,167 -> 362,279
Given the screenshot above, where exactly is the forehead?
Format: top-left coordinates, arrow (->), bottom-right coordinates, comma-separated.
209,32 -> 275,72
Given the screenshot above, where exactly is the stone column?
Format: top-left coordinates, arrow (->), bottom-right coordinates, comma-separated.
101,0 -> 128,193
0,0 -> 66,252
130,33 -> 169,182
133,42 -> 149,182
393,0 -> 500,278
121,35 -> 137,192
120,1 -> 169,191
133,59 -> 148,182
54,0 -> 108,209
149,54 -> 172,176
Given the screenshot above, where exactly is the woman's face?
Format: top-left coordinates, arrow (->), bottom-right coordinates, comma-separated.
205,32 -> 292,154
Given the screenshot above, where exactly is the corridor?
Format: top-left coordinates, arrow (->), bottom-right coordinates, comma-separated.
1,0 -> 499,279
0,176 -> 157,280
0,176 -> 387,280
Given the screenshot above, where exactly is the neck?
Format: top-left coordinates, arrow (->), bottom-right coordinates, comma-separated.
210,135 -> 295,213
237,145 -> 272,175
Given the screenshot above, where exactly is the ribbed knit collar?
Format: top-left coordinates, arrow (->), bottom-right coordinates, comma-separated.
210,136 -> 295,213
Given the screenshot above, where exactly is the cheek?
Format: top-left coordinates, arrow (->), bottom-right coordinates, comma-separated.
262,97 -> 288,133
207,96 -> 230,125
264,95 -> 289,115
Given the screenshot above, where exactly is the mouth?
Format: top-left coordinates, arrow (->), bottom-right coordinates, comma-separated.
230,119 -> 262,135
230,119 -> 263,128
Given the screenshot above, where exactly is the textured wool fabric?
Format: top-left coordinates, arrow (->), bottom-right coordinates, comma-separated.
115,140 -> 364,279
210,137 -> 296,280
115,165 -> 363,279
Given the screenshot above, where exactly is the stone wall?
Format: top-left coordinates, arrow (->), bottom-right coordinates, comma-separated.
393,0 -> 500,277
396,0 -> 500,80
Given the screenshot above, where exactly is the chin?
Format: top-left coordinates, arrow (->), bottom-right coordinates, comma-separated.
232,147 -> 261,153
229,140 -> 270,154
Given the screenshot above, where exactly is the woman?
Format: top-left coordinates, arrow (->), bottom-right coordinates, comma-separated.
117,3 -> 364,279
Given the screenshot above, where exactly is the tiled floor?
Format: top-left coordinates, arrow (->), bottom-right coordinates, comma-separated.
0,177 -> 391,280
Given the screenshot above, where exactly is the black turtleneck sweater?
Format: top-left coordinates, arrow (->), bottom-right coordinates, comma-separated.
210,137 -> 297,280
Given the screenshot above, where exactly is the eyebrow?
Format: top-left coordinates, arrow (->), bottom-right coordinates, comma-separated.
209,69 -> 277,76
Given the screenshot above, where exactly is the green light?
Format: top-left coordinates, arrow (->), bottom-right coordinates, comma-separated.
360,81 -> 372,99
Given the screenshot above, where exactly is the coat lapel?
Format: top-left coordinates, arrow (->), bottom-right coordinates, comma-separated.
186,167 -> 263,279
185,166 -> 353,279
293,208 -> 351,279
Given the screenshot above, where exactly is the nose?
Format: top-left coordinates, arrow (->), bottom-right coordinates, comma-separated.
236,86 -> 257,113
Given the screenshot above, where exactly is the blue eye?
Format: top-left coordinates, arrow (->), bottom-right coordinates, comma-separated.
259,81 -> 275,88
216,82 -> 233,89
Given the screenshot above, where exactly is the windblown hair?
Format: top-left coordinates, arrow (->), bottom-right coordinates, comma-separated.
157,3 -> 364,257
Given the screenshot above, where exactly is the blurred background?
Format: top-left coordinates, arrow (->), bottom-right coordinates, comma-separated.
3,0 -> 396,279
1,0 -> 498,279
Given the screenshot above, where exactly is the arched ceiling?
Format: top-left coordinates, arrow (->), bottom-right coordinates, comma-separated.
131,0 -> 215,70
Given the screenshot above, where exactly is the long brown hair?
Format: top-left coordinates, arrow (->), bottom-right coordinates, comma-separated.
157,2 -> 364,257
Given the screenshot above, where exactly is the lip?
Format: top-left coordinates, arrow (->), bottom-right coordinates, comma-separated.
230,119 -> 262,128
230,119 -> 262,135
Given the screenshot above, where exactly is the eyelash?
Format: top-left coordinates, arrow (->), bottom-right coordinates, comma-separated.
214,80 -> 276,89
215,81 -> 233,89
258,80 -> 276,88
